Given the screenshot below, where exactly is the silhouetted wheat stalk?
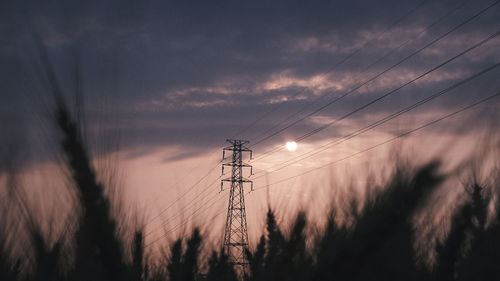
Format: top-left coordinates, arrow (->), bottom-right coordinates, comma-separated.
1,46 -> 500,281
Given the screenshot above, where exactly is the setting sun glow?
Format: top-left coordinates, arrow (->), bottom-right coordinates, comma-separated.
286,141 -> 297,151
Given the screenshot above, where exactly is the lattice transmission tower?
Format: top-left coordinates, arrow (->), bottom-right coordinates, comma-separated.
221,139 -> 253,270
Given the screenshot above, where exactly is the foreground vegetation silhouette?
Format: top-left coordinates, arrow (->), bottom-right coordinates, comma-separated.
1,59 -> 500,281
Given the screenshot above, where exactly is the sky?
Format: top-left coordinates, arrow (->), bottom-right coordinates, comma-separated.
1,0 -> 500,248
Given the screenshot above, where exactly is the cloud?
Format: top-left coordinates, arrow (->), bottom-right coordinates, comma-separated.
1,0 -> 499,167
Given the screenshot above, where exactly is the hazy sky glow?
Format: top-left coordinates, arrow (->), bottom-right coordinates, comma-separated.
1,0 -> 500,249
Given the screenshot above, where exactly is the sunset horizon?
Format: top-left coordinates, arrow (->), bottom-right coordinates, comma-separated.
1,0 -> 500,280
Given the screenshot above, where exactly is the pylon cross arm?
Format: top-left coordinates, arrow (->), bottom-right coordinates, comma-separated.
222,163 -> 252,167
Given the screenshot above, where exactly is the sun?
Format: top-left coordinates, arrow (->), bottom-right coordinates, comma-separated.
286,141 -> 297,151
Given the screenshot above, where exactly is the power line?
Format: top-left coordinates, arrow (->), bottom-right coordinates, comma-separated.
252,0 -> 470,144
248,0 -> 499,150
142,0 -> 475,233
145,174 -> 222,237
254,27 -> 500,162
143,0 -> 499,246
249,0 -> 466,144
145,189 -> 229,248
233,0 -> 432,140
252,62 -> 500,178
144,160 -> 222,228
250,12 -> 500,163
146,143 -> 251,238
251,89 -> 500,192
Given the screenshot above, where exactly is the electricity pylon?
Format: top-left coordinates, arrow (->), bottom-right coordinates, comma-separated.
221,139 -> 253,271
